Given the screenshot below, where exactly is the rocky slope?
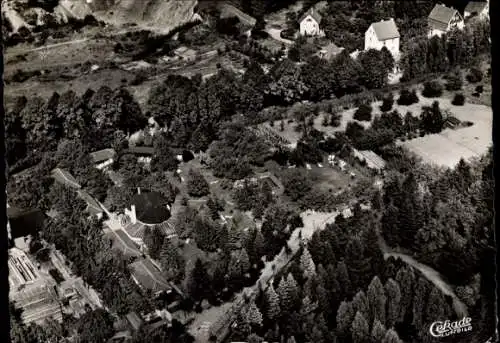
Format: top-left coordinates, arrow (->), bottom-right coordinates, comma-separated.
2,0 -> 199,34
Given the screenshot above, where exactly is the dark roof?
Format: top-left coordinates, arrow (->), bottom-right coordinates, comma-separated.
90,149 -> 116,164
125,146 -> 155,156
465,2 -> 488,14
7,207 -> 46,239
428,4 -> 462,31
105,230 -> 141,258
130,192 -> 171,224
51,168 -> 81,189
218,3 -> 256,27
129,258 -> 171,293
370,19 -> 400,40
299,7 -> 322,24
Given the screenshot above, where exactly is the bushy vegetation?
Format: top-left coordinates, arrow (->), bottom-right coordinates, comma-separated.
397,89 -> 419,105
452,93 -> 466,106
466,67 -> 483,83
380,93 -> 394,112
445,70 -> 463,91
422,81 -> 443,98
353,104 -> 373,122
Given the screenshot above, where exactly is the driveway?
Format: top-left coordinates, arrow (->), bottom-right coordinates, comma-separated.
265,28 -> 293,45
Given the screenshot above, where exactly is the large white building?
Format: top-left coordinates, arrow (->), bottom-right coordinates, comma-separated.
427,4 -> 464,38
364,18 -> 400,61
299,8 -> 323,36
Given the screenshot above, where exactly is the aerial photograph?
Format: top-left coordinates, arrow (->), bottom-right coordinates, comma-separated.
2,0 -> 495,342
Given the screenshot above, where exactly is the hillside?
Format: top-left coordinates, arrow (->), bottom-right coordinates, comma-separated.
2,0 -> 199,35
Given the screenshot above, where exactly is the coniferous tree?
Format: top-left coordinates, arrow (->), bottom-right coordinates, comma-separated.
186,258 -> 210,303
367,276 -> 387,325
384,278 -> 402,328
425,287 -> 447,325
245,300 -> 263,327
412,277 -> 429,330
335,261 -> 352,298
371,319 -> 387,343
300,247 -> 316,279
336,301 -> 356,337
352,290 -> 370,320
351,311 -> 370,343
265,283 -> 281,321
159,237 -> 185,282
381,328 -> 403,343
277,273 -> 300,312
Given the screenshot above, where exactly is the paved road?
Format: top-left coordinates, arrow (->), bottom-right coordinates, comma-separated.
265,28 -> 293,45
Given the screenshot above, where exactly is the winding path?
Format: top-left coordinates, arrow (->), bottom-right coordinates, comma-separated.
265,28 -> 293,45
378,235 -> 468,318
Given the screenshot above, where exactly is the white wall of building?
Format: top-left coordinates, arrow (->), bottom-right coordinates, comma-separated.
364,25 -> 400,60
300,15 -> 320,36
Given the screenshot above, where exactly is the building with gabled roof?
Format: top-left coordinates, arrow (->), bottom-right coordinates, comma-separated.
89,148 -> 116,170
77,190 -> 104,219
428,4 -> 464,38
299,7 -> 323,36
464,1 -> 489,20
365,18 -> 400,60
352,149 -> 387,172
51,168 -> 81,189
129,258 -> 172,295
218,2 -> 256,36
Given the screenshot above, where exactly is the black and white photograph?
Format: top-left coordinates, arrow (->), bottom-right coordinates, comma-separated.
1,0 -> 496,343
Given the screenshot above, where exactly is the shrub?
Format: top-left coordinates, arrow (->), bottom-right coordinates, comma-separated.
452,93 -> 465,106
466,67 -> 483,83
422,81 -> 443,98
380,93 -> 394,112
445,72 -> 463,91
475,85 -> 483,93
353,104 -> 373,121
397,89 -> 419,105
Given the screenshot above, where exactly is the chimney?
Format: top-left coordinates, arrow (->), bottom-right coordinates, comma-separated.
130,205 -> 137,224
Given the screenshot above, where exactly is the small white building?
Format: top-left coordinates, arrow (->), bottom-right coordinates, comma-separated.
464,1 -> 489,20
427,4 -> 464,38
299,8 -> 324,36
364,18 -> 400,61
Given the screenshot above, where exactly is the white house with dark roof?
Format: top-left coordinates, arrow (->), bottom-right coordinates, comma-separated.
364,18 -> 400,61
299,8 -> 324,36
427,4 -> 464,38
464,1 -> 489,20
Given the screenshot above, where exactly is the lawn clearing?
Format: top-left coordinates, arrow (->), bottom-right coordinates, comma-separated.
399,97 -> 491,168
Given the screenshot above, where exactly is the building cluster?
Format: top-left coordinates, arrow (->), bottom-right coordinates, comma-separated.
296,1 -> 488,67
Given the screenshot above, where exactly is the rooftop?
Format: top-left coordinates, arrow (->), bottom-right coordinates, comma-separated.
464,1 -> 488,14
51,168 -> 81,189
218,3 -> 256,27
129,258 -> 171,294
90,148 -> 117,164
428,4 -> 460,25
299,7 -> 322,24
353,149 -> 387,170
369,18 -> 400,40
125,146 -> 155,156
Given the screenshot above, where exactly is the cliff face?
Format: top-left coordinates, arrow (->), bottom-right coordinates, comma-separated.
2,0 -> 199,34
61,0 -> 199,33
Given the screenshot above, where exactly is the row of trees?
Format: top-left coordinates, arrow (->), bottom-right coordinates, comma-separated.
6,87 -> 147,172
401,21 -> 490,81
